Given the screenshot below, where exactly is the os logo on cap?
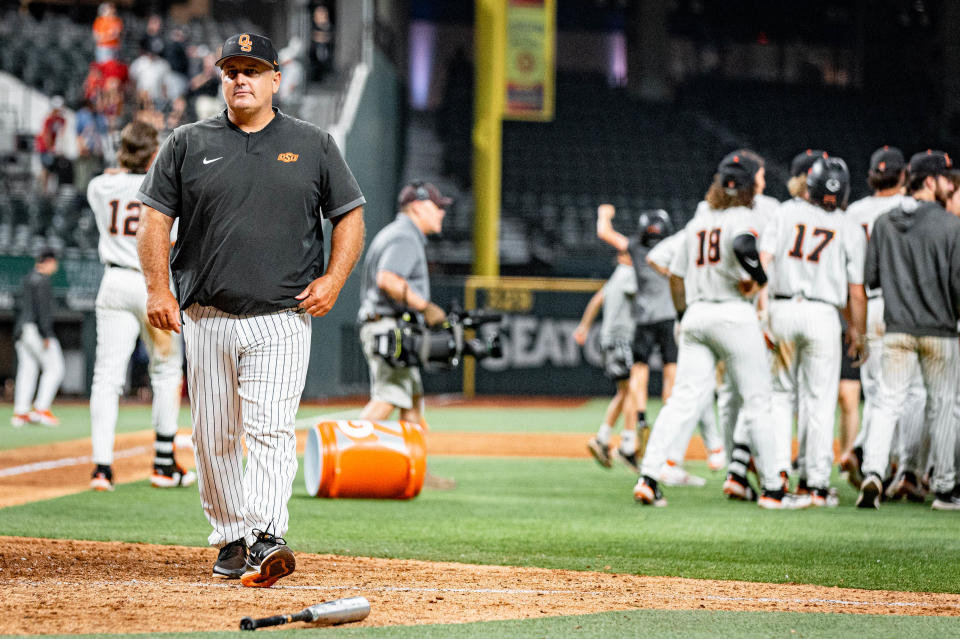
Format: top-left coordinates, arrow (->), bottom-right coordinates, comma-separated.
238,34 -> 253,52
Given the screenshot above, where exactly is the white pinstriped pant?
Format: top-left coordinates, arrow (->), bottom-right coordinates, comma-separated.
863,332 -> 959,494
182,304 -> 311,548
640,301 -> 780,490
768,300 -> 840,490
855,297 -> 926,465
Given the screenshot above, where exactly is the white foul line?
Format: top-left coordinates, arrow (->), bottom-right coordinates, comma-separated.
0,410 -> 355,479
0,446 -> 152,478
9,579 -> 960,610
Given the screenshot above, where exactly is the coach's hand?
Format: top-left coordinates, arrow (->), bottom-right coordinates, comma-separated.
147,289 -> 181,333
297,275 -> 341,317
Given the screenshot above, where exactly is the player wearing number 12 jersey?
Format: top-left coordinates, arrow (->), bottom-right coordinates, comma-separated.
86,121 -> 194,492
634,153 -> 802,509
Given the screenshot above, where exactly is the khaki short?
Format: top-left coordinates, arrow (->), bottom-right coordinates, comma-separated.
359,318 -> 423,410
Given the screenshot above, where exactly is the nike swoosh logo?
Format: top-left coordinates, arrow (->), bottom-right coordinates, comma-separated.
203,156 -> 224,165
744,258 -> 758,268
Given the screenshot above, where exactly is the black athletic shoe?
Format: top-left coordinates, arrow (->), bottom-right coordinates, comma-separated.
241,529 -> 296,588
213,538 -> 248,579
615,446 -> 640,474
856,473 -> 882,510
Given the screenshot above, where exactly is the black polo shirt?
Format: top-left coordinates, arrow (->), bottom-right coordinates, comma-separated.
138,108 -> 365,315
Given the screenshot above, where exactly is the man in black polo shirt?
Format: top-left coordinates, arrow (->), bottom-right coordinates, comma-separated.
136,33 -> 365,586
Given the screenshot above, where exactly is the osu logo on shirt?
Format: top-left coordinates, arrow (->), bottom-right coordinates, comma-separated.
238,34 -> 253,52
277,152 -> 299,163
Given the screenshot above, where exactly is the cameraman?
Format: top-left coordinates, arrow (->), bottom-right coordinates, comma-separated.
357,181 -> 452,425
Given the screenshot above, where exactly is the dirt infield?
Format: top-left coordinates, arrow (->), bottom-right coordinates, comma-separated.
2,536 -> 959,635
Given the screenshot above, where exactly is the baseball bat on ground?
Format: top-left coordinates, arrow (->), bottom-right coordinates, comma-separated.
239,596 -> 370,631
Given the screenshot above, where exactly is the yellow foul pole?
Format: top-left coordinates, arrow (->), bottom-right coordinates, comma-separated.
472,0 -> 504,278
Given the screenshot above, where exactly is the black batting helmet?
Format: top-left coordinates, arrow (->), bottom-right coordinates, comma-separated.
637,209 -> 673,247
806,157 -> 850,211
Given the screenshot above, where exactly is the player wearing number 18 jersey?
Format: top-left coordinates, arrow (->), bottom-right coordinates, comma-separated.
86,121 -> 193,492
634,153 -> 799,508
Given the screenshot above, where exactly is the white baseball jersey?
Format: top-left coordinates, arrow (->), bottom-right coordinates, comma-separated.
759,199 -> 865,308
843,193 -> 903,297
87,172 -> 149,270
752,193 -> 780,235
670,205 -> 757,305
647,230 -> 684,272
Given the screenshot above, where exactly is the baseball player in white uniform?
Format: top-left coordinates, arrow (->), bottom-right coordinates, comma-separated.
713,150 -> 779,477
841,146 -> 926,500
646,229 -> 726,476
86,121 -> 194,492
759,157 -> 868,507
634,153 -> 802,509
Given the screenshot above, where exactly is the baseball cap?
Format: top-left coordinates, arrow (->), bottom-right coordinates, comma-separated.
215,33 -> 279,71
869,146 -> 905,176
37,248 -> 57,261
398,182 -> 453,208
790,149 -> 828,177
717,152 -> 760,191
907,149 -> 953,178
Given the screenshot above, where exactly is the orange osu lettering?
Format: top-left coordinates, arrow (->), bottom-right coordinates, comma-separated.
277,152 -> 299,163
238,34 -> 253,52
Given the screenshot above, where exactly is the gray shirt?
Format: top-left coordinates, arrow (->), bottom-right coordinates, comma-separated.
627,238 -> 675,324
15,270 -> 55,339
865,197 -> 960,338
358,213 -> 429,322
600,264 -> 637,346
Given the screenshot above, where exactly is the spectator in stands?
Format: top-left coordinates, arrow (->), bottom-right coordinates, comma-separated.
74,98 -> 108,193
164,26 -> 190,100
277,38 -> 305,108
140,14 -> 167,58
187,51 -> 222,120
92,2 -> 123,63
34,96 -> 66,195
130,47 -> 172,109
309,3 -> 334,81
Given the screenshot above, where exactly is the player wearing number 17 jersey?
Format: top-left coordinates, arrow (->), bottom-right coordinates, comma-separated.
86,121 -> 194,492
634,153 -> 799,508
759,157 -> 868,506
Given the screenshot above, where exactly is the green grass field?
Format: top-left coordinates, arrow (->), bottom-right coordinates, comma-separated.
2,399 -> 957,637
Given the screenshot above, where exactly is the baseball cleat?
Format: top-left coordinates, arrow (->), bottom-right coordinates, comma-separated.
586,438 -> 613,468
615,446 -> 640,474
28,409 -> 60,427
633,476 -> 667,506
707,448 -> 726,472
887,471 -> 926,503
840,447 -> 863,489
722,472 -> 757,501
90,465 -> 114,492
10,413 -> 30,428
213,538 -> 248,579
151,463 -> 197,488
659,461 -> 706,487
810,487 -> 839,508
758,488 -> 811,510
855,473 -> 883,509
241,529 -> 296,588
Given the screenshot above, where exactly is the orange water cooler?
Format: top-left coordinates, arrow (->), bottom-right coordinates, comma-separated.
303,420 -> 426,499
